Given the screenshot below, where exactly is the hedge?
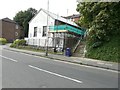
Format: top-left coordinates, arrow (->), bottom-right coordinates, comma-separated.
10,39 -> 26,48
0,38 -> 7,45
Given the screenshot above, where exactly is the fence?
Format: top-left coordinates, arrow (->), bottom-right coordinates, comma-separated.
25,38 -> 53,47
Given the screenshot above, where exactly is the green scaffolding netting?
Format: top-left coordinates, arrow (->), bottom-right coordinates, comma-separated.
49,25 -> 85,35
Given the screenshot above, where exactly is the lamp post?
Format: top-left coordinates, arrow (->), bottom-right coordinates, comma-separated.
63,9 -> 69,55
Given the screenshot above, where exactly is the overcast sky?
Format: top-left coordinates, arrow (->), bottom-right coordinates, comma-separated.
0,0 -> 79,20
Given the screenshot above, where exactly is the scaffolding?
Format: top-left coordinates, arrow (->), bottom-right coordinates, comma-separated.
49,24 -> 85,35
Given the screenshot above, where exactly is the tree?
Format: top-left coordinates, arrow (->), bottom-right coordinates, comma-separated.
76,2 -> 120,61
76,2 -> 120,45
13,8 -> 37,37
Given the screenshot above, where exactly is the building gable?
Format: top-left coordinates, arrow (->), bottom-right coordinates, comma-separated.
28,9 -> 55,38
2,18 -> 16,24
29,8 -> 79,28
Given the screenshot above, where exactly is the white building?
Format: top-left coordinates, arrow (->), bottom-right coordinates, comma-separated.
25,8 -> 85,50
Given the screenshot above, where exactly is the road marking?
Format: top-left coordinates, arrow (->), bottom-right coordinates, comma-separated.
0,55 -> 18,62
28,65 -> 83,84
3,49 -> 119,73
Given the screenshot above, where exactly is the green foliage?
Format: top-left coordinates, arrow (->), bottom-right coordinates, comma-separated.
10,39 -> 26,48
10,43 -> 17,48
0,38 -> 7,45
77,2 -> 120,62
13,8 -> 37,37
86,35 -> 120,62
91,41 -> 102,48
77,2 -> 120,43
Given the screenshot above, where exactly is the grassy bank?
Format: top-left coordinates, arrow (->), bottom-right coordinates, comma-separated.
86,35 -> 120,63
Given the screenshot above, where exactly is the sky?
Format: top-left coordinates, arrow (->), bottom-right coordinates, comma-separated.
0,0 -> 79,20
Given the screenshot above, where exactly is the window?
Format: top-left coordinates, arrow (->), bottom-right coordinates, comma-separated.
15,32 -> 18,36
15,25 -> 19,29
34,27 -> 37,37
42,26 -> 47,37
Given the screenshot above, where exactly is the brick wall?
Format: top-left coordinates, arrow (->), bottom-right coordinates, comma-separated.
1,20 -> 23,42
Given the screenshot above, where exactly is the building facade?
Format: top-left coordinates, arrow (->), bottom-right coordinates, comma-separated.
0,18 -> 24,42
25,8 -> 85,50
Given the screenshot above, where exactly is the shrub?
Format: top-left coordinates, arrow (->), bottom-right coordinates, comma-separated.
13,39 -> 26,45
10,43 -> 17,48
10,39 -> 26,48
91,41 -> 102,48
20,39 -> 26,45
13,39 -> 20,45
86,35 -> 120,62
0,38 -> 7,45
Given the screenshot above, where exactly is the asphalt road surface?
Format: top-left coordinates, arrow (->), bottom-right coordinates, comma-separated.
0,47 -> 119,88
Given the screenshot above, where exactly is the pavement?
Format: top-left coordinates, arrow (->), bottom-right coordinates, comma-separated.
2,44 -> 119,71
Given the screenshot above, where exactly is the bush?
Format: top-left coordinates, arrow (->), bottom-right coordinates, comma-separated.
20,39 -> 26,45
10,39 -> 26,48
0,38 -> 7,45
13,39 -> 26,45
10,43 -> 17,48
91,41 -> 102,48
86,35 -> 120,62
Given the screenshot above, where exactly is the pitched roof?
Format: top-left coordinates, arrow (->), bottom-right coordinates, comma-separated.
63,14 -> 80,19
2,18 -> 16,24
29,8 -> 79,27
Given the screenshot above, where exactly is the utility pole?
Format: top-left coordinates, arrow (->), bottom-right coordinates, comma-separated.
45,0 -> 49,56
63,9 -> 69,55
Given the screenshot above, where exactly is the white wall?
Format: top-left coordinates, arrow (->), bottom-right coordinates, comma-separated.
27,10 -> 55,47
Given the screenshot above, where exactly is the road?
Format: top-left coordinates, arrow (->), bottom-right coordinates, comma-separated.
0,47 -> 119,88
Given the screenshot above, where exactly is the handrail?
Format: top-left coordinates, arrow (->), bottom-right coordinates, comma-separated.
73,38 -> 81,53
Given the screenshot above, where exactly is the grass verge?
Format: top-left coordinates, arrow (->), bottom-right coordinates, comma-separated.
86,35 -> 120,63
